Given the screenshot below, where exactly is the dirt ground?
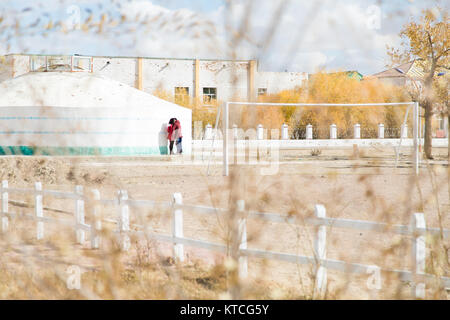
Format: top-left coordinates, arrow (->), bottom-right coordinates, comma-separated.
0,146 -> 449,299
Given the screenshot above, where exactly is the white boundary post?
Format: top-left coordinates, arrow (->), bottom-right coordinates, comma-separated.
204,124 -> 213,140
330,124 -> 337,139
222,102 -> 415,176
257,124 -> 264,140
90,189 -> 101,249
354,124 -> 361,139
118,190 -> 130,251
378,124 -> 385,139
233,124 -> 238,139
314,204 -> 327,298
1,180 -> 8,232
401,123 -> 408,139
411,212 -> 426,299
35,182 -> 44,240
75,185 -> 85,244
306,124 -> 313,140
172,193 -> 184,262
237,199 -> 248,279
281,124 -> 289,140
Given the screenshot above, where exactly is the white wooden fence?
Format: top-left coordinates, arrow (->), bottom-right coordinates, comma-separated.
1,180 -> 449,299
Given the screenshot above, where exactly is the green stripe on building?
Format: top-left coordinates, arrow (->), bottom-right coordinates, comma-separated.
0,146 -> 168,156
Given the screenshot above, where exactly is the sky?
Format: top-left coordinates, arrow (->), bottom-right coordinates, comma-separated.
0,0 -> 447,75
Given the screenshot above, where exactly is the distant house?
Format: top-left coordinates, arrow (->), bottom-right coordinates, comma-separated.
308,70 -> 363,82
364,60 -> 424,87
344,71 -> 364,81
366,60 -> 448,139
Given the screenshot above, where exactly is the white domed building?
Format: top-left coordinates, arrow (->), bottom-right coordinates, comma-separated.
0,71 -> 191,156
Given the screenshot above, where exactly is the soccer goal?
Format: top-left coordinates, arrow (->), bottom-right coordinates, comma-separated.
212,101 -> 420,176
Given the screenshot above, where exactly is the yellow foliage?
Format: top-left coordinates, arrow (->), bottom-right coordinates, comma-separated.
152,72 -> 411,138
254,72 -> 410,138
152,87 -> 218,129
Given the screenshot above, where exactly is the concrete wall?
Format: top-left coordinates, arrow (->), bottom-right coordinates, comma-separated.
199,60 -> 249,101
142,58 -> 194,96
0,105 -> 192,156
11,55 -> 30,78
257,72 -> 307,94
1,54 -> 308,103
93,57 -> 137,88
0,56 -> 13,83
0,55 -> 30,80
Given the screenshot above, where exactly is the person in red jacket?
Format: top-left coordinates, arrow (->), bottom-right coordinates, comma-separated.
172,118 -> 183,154
167,118 -> 175,155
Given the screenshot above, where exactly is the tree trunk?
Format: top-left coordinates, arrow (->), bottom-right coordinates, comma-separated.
423,102 -> 433,159
448,112 -> 450,202
448,113 -> 450,159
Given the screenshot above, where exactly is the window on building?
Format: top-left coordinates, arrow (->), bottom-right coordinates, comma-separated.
174,87 -> 190,105
203,87 -> 217,105
258,88 -> 267,96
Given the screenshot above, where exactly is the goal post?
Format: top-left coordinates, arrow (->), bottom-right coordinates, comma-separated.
218,101 -> 419,176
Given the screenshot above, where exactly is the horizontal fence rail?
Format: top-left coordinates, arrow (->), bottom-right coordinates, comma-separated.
1,180 -> 449,298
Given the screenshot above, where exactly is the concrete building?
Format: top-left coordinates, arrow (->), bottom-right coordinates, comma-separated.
0,54 -> 308,105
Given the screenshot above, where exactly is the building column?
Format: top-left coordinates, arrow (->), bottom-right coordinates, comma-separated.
194,59 -> 200,104
136,57 -> 143,91
247,60 -> 257,101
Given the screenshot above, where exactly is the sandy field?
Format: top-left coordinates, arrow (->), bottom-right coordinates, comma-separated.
1,146 -> 449,299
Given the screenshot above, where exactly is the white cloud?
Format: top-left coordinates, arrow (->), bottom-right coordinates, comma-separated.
0,0 -> 424,74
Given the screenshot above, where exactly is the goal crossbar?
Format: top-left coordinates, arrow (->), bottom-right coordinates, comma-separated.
217,101 -> 420,176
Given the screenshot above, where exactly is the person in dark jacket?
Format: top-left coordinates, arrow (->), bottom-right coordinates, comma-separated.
172,118 -> 183,154
167,118 -> 175,155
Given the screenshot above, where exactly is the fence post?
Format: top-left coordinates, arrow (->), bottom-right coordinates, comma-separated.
204,124 -> 213,140
411,213 -> 426,299
257,124 -> 264,140
354,124 -> 361,139
378,124 -> 385,139
172,193 -> 184,262
314,204 -> 327,298
281,124 -> 289,140
237,199 -> 248,280
330,124 -> 337,139
35,182 -> 44,240
118,190 -> 130,251
232,124 -> 238,139
90,189 -> 101,249
401,124 -> 408,138
306,124 -> 313,140
75,185 -> 85,244
1,180 -> 8,232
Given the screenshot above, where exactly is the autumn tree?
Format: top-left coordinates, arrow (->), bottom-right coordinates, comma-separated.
387,8 -> 449,159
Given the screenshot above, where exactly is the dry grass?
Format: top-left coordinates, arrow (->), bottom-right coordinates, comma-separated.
0,149 -> 448,300
0,0 -> 448,301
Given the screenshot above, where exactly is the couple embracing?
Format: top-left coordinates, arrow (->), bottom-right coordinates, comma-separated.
167,118 -> 182,155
